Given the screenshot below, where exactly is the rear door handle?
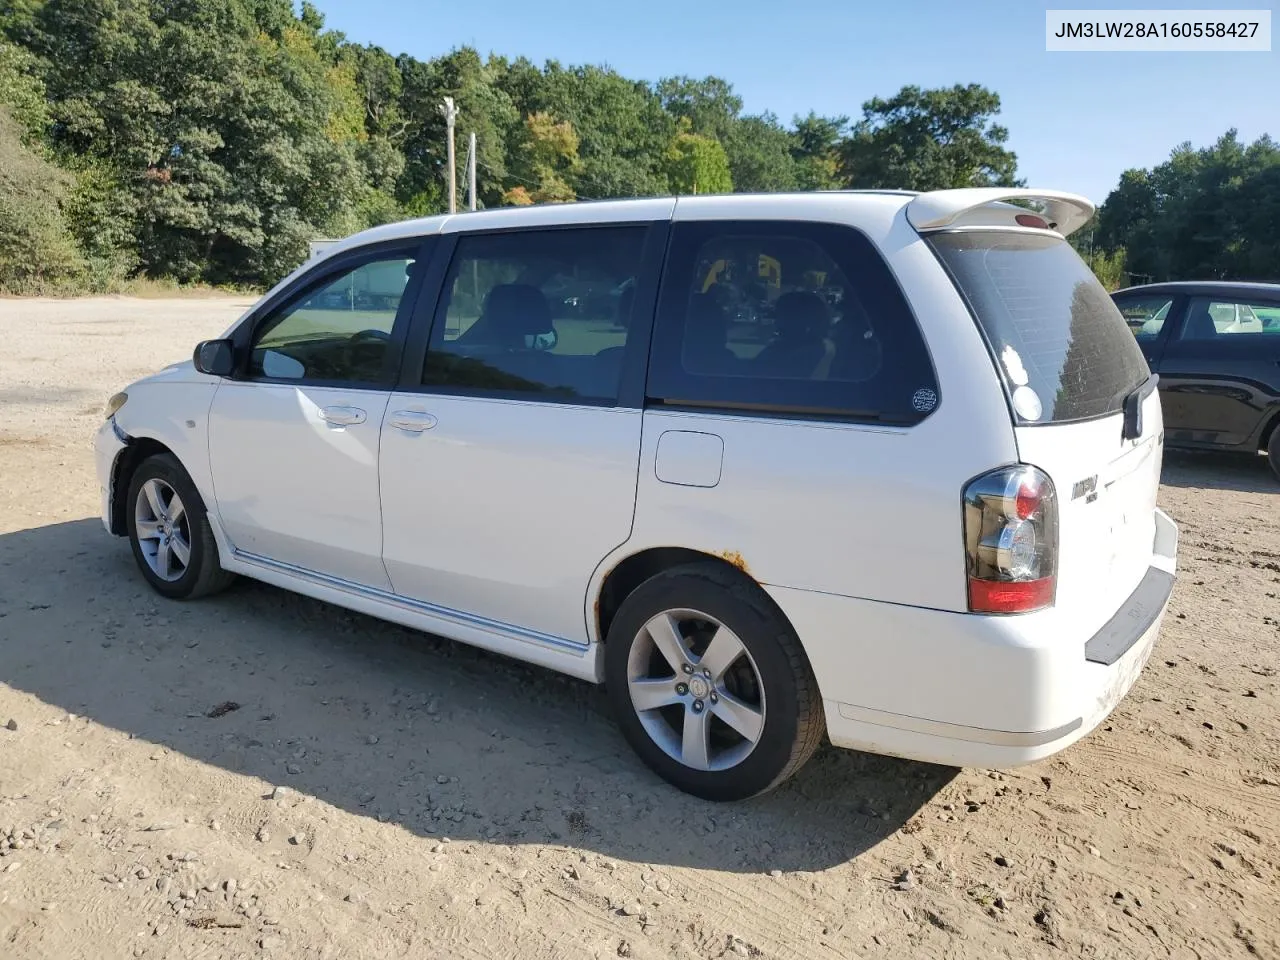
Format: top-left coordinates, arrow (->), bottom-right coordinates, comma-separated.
318,405 -> 366,426
388,410 -> 438,432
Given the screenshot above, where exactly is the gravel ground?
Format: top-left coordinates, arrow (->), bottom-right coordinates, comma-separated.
1,296 -> 1278,960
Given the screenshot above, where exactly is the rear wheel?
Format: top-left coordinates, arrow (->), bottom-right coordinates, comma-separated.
604,563 -> 824,801
126,454 -> 235,600
1268,426 -> 1280,482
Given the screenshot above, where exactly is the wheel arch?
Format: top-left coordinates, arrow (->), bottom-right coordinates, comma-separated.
591,545 -> 771,647
109,436 -> 180,536
1259,406 -> 1280,452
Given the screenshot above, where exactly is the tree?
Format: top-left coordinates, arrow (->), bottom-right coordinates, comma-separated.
664,116 -> 731,194
14,2 -> 1272,293
724,113 -> 798,192
22,0 -> 373,284
838,84 -> 1021,191
792,112 -> 847,191
1094,130 -> 1280,283
534,62 -> 672,198
656,75 -> 742,142
0,106 -> 85,292
0,38 -> 47,138
504,111 -> 580,203
397,47 -> 518,213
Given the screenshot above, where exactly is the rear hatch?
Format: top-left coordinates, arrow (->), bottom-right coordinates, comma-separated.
928,230 -> 1161,630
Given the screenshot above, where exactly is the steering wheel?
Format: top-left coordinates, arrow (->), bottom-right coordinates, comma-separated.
348,328 -> 392,343
342,328 -> 391,375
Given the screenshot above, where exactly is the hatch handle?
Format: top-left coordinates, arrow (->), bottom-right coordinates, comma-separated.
1122,373 -> 1159,441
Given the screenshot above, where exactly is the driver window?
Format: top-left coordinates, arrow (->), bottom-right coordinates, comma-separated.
249,253 -> 418,383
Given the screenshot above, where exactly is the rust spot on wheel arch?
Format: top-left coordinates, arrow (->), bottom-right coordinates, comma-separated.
717,551 -> 750,576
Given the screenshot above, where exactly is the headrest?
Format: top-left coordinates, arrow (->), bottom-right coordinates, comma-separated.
483,284 -> 553,342
773,291 -> 830,342
1184,303 -> 1217,339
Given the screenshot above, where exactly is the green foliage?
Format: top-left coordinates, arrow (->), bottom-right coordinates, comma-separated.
725,113 -> 798,192
1096,130 -> 1280,283
657,75 -> 741,142
502,111 -> 579,203
1083,246 -> 1127,291
0,107 -> 86,293
532,62 -> 672,198
839,84 -> 1021,190
792,112 -> 847,191
2,2 -> 1038,293
664,117 -> 732,195
0,39 -> 48,140
12,4 -> 1264,294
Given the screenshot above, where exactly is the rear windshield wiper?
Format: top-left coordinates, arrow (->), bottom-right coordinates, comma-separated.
1122,373 -> 1159,441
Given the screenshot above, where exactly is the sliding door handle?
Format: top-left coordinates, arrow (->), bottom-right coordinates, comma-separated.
388,410 -> 438,432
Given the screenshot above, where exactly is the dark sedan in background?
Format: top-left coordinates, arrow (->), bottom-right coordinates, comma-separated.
1112,281 -> 1280,479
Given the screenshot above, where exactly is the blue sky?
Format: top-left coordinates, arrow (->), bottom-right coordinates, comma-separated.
313,0 -> 1277,203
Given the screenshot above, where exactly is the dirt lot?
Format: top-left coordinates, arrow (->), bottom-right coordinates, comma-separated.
1,296 -> 1278,960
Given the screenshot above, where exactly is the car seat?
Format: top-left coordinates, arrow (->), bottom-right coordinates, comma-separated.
1183,302 -> 1218,340
753,291 -> 830,378
482,284 -> 559,386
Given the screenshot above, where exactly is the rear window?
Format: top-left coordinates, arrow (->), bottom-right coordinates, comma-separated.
928,232 -> 1150,424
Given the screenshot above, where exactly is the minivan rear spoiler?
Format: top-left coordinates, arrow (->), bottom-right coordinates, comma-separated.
906,188 -> 1095,238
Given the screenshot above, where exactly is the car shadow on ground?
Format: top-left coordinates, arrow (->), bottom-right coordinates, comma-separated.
0,518 -> 955,874
1160,449 -> 1278,494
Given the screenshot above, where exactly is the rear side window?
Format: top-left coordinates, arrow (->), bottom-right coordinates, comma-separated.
928,232 -> 1150,425
1113,294 -> 1174,341
647,221 -> 939,423
1179,297 -> 1280,338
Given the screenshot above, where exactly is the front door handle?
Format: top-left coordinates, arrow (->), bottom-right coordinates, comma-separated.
388,410 -> 438,432
318,405 -> 366,426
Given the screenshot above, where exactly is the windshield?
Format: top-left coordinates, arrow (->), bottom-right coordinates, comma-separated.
928,231 -> 1150,425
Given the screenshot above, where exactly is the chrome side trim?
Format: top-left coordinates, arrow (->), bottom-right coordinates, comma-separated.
233,550 -> 589,656
836,702 -> 1083,747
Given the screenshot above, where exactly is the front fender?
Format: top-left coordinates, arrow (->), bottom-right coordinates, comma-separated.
112,380 -> 221,528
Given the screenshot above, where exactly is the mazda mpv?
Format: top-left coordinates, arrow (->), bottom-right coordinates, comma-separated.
95,188 -> 1179,800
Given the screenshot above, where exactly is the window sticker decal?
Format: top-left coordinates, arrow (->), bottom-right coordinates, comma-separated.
911,387 -> 938,412
1013,385 -> 1043,422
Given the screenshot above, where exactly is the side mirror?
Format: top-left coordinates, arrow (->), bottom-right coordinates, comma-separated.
193,339 -> 235,377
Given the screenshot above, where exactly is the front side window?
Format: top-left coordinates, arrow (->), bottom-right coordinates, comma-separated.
1114,295 -> 1174,340
250,253 -> 418,383
423,227 -> 648,402
1179,297 -> 1280,339
647,221 -> 938,423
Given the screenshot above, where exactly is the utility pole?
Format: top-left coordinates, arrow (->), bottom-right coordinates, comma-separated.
467,131 -> 477,211
440,96 -> 458,214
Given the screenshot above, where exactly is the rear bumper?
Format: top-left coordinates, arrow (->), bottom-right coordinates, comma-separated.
767,507 -> 1178,769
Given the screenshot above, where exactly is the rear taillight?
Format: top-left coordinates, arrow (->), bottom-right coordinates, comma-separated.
963,465 -> 1058,614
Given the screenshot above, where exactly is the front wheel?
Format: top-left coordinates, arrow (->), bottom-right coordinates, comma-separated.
1268,426 -> 1280,482
604,563 -> 825,801
126,453 -> 235,600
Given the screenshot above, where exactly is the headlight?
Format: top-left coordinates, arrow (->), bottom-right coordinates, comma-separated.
104,392 -> 128,419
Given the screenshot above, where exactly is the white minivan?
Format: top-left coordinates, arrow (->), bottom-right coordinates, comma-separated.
94,188 -> 1178,800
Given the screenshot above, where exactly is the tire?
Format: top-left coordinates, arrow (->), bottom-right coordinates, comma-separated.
125,453 -> 236,600
603,562 -> 825,801
1268,426 -> 1280,482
